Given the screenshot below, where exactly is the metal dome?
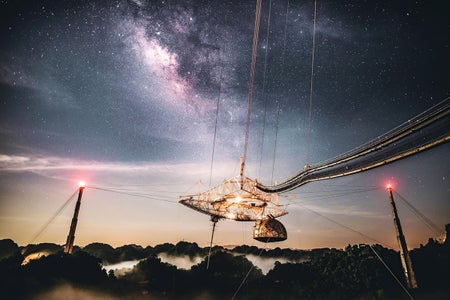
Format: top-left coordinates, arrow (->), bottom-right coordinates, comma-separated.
253,217 -> 287,242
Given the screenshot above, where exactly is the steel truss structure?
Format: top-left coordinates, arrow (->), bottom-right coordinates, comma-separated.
179,175 -> 287,222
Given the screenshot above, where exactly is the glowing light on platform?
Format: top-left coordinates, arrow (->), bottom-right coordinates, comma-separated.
226,212 -> 236,220
78,181 -> 86,188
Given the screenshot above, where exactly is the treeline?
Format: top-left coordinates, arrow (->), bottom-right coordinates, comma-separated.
0,238 -> 449,299
0,239 -> 320,264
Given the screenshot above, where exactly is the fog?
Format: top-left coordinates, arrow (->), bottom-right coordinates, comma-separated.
32,284 -> 125,300
155,252 -> 302,274
102,253 -> 204,277
103,259 -> 140,276
157,253 -> 203,270
101,251 -> 308,277
245,254 -> 291,274
21,251 -> 51,265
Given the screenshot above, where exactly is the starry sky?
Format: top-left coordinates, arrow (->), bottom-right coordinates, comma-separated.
0,0 -> 449,250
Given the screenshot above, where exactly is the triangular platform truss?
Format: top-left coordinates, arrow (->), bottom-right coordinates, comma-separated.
179,175 -> 287,221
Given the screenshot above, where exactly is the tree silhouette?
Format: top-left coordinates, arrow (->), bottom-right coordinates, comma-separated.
0,239 -> 20,260
2,239 -> 450,299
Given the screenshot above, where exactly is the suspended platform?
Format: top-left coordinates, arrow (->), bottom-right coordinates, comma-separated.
179,174 -> 288,242
179,175 -> 287,221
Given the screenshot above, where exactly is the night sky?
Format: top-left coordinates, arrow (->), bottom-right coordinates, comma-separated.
1,0 -> 449,250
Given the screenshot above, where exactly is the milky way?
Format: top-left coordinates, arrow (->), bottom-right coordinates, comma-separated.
0,0 -> 449,249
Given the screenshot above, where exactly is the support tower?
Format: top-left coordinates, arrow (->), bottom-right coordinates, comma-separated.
64,183 -> 85,254
387,184 -> 418,289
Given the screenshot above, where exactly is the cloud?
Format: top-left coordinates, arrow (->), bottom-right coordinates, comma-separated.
0,154 -> 203,174
0,154 -> 30,164
0,153 -> 242,189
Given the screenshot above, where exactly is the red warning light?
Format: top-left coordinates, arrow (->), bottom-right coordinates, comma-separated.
78,181 -> 86,188
386,183 -> 393,191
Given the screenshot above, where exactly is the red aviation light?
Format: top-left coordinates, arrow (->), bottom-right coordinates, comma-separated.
78,181 -> 86,188
386,183 -> 393,191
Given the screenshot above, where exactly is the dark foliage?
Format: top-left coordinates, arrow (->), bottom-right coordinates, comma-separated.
0,238 -> 449,299
411,239 -> 450,291
191,251 -> 263,293
151,241 -> 205,257
116,244 -> 149,261
82,242 -> 117,263
82,242 -> 151,264
124,255 -> 180,294
152,242 -> 176,255
0,250 -> 109,299
21,242 -> 63,256
232,244 -> 309,260
171,241 -> 203,256
0,238 -> 19,260
265,261 -> 319,299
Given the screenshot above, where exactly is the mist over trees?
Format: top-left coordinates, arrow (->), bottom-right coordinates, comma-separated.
0,238 -> 449,299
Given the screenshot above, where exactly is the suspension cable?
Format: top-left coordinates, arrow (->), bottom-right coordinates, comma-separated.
289,186 -> 380,202
30,189 -> 78,244
231,238 -> 271,300
88,186 -> 178,203
298,202 -> 393,248
257,0 -> 273,179
369,245 -> 415,300
282,0 -> 290,63
258,96 -> 450,193
209,39 -> 226,188
306,0 -> 317,164
296,189 -> 414,299
206,218 -> 218,269
394,191 -> 445,237
270,0 -> 290,184
242,0 -> 263,177
271,105 -> 280,184
230,199 -> 413,300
